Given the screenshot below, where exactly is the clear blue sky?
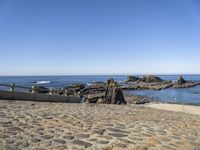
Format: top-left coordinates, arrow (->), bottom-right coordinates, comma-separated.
0,0 -> 200,75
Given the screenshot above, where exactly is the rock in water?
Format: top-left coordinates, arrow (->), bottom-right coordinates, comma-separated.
125,76 -> 141,82
177,75 -> 186,84
141,75 -> 163,83
104,79 -> 126,104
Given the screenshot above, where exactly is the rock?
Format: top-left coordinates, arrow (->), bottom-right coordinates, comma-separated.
92,129 -> 105,135
76,134 -> 90,139
125,76 -> 141,83
106,128 -> 130,133
177,76 -> 186,84
97,140 -> 109,144
71,83 -> 86,89
63,135 -> 74,140
30,138 -> 41,143
41,135 -> 54,139
84,93 -> 105,103
58,83 -> 86,96
80,85 -> 106,103
141,75 -> 163,83
104,79 -> 126,104
72,140 -> 92,148
124,95 -> 151,104
173,82 -> 200,88
122,82 -> 173,91
5,146 -> 22,150
30,86 -> 49,94
108,133 -> 128,137
54,139 -> 66,144
172,76 -> 200,88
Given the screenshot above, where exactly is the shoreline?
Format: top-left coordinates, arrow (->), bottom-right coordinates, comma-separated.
146,103 -> 200,115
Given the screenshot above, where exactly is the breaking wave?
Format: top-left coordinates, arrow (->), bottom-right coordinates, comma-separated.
29,81 -> 51,84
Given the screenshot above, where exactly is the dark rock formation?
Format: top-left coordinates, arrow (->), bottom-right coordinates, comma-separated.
173,81 -> 200,88
123,75 -> 200,90
59,84 -> 85,96
122,82 -> 173,91
177,76 -> 186,84
30,86 -> 49,94
80,85 -> 106,103
172,76 -> 200,88
141,75 -> 163,83
104,79 -> 126,104
125,76 -> 141,83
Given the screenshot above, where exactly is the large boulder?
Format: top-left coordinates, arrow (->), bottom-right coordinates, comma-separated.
141,75 -> 163,83
125,76 -> 141,82
104,79 -> 126,104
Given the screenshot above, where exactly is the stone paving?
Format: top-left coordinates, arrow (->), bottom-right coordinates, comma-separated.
0,100 -> 200,150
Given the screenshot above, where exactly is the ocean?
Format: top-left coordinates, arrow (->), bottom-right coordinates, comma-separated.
0,75 -> 200,105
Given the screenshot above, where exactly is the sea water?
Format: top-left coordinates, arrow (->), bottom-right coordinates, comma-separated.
0,75 -> 200,105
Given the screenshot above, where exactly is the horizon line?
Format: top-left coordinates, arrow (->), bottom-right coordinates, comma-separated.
1,73 -> 200,76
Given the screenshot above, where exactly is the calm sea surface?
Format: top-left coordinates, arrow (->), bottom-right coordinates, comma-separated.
0,75 -> 200,105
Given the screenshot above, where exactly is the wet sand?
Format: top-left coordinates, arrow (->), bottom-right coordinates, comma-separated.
0,100 -> 200,150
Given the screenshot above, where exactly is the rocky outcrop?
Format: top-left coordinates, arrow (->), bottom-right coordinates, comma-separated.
122,82 -> 173,91
58,84 -> 86,96
125,76 -> 141,83
141,75 -> 163,83
80,85 -> 106,103
78,79 -> 126,104
124,75 -> 200,90
103,79 -> 126,104
177,76 -> 186,84
172,76 -> 200,88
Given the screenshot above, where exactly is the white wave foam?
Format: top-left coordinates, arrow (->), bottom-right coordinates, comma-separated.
86,83 -> 92,86
36,81 -> 51,84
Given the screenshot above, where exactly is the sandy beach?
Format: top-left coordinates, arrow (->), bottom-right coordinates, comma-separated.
147,103 -> 200,116
0,100 -> 200,150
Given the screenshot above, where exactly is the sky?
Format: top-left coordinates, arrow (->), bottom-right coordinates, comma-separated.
0,0 -> 200,75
